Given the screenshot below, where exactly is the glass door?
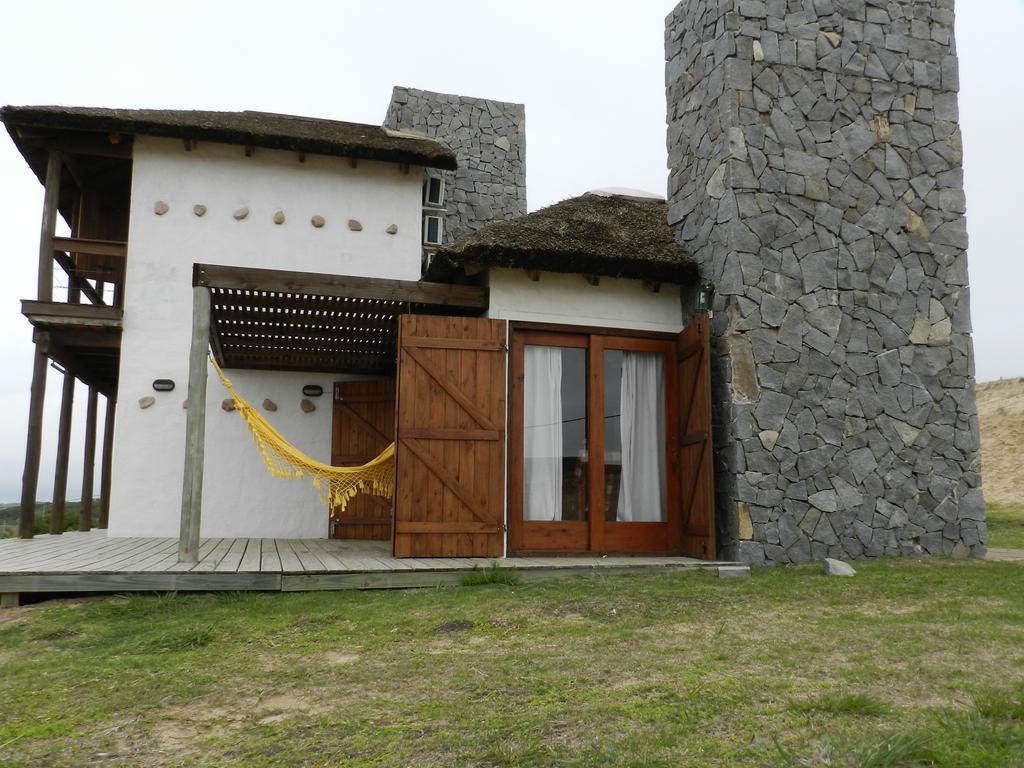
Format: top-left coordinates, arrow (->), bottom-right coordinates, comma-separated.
509,329 -> 681,555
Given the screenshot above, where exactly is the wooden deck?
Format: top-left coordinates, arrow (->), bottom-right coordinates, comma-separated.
0,530 -> 740,600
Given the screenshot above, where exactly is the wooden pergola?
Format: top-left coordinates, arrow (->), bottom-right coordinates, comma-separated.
178,263 -> 489,562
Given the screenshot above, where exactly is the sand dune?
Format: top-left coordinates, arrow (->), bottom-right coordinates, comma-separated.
977,377 -> 1024,503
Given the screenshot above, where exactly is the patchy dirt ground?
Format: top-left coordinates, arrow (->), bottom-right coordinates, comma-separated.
977,377 -> 1024,502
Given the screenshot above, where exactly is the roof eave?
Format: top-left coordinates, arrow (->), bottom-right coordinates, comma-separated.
0,107 -> 458,171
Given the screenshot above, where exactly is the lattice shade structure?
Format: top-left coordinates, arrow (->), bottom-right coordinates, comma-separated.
195,264 -> 488,375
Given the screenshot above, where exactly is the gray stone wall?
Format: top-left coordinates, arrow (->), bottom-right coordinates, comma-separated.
666,0 -> 984,564
383,87 -> 526,244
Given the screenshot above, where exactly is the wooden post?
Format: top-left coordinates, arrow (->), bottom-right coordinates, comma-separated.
98,398 -> 116,529
79,387 -> 98,531
178,286 -> 211,563
50,370 -> 76,535
18,347 -> 49,538
38,151 -> 62,303
17,151 -> 62,539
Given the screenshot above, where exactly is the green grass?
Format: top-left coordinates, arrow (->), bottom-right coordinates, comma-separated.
461,561 -> 521,586
0,500 -> 99,538
1,559 -> 1023,767
987,502 -> 1024,549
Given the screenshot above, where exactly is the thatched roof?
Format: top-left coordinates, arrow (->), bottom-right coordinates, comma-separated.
427,192 -> 697,285
0,105 -> 457,170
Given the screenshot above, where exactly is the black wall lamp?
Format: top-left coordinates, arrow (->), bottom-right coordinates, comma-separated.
302,385 -> 324,397
153,379 -> 176,392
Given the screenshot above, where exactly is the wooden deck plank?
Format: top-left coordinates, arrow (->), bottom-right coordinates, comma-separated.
95,537 -> 174,572
214,538 -> 250,573
192,538 -> 235,573
130,539 -> 181,571
275,540 -> 304,573
31,535 -> 151,572
303,539 -> 347,571
288,539 -> 327,572
260,539 -> 281,573
0,531 -> 107,569
166,538 -> 222,572
238,538 -> 262,572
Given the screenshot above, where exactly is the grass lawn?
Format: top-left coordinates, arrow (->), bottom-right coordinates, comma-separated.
988,502 -> 1024,549
1,560 -> 1023,767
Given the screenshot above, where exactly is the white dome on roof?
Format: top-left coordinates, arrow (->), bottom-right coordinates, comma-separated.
587,187 -> 665,201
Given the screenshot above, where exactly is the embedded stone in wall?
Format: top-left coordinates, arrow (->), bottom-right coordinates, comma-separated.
665,0 -> 983,565
311,215 -> 325,228
385,223 -> 398,235
138,396 -> 155,409
193,204 -> 207,217
383,87 -> 527,244
233,207 -> 249,220
273,210 -> 286,225
221,399 -> 236,412
153,201 -> 168,215
347,219 -> 362,231
300,399 -> 316,413
262,398 -> 277,412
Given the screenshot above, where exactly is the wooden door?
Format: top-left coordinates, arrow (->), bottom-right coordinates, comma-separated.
393,315 -> 507,557
508,329 -> 682,556
331,379 -> 395,540
677,315 -> 715,559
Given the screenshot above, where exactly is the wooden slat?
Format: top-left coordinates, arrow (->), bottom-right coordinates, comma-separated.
214,537 -> 249,573
261,539 -> 282,572
195,263 -> 488,309
275,539 -> 304,572
52,237 -> 127,258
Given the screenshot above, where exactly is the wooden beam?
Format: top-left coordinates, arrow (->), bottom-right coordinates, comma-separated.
179,287 -> 211,563
79,387 -> 98,531
50,370 -> 76,535
52,253 -> 104,305
52,237 -> 127,259
21,300 -> 123,322
98,398 -> 116,529
194,263 -> 488,310
18,345 -> 49,538
38,151 -> 62,302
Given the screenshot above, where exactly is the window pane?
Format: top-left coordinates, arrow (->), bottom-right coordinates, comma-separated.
604,350 -> 666,522
523,345 -> 587,521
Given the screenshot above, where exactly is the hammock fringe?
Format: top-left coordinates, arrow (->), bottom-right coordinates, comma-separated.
211,359 -> 395,515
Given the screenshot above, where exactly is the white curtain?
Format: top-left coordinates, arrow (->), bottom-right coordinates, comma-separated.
524,346 -> 562,521
617,352 -> 666,522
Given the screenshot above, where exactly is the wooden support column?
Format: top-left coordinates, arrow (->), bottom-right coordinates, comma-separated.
98,398 -> 116,529
38,150 -> 62,302
178,286 -> 211,563
79,387 -> 98,531
18,348 -> 49,538
50,371 -> 76,535
17,151 -> 62,539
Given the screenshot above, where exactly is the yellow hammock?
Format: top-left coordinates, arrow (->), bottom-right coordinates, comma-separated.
211,359 -> 395,514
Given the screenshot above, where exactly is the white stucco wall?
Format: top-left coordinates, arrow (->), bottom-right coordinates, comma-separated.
108,137 -> 423,538
485,268 -> 685,333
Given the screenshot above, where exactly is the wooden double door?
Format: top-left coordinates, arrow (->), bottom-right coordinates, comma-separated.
331,315 -> 507,557
508,317 -> 714,558
330,314 -> 713,560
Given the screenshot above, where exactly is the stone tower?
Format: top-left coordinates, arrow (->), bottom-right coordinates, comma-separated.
665,0 -> 983,563
383,87 -> 527,244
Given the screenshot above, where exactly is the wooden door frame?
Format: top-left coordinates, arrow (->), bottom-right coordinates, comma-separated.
507,322 -> 683,556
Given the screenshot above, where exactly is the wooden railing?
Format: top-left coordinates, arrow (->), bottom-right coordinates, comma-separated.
52,236 -> 127,307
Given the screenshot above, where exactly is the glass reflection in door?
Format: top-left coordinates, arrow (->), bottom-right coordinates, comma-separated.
522,346 -> 587,521
603,349 -> 666,522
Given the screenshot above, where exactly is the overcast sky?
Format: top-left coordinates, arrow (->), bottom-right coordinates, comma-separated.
0,0 -> 1020,503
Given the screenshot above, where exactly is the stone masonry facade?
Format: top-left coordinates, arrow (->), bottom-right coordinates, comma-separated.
666,0 -> 984,564
384,87 -> 527,245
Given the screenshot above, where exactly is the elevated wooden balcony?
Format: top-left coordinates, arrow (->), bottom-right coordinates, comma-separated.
21,299 -> 122,396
